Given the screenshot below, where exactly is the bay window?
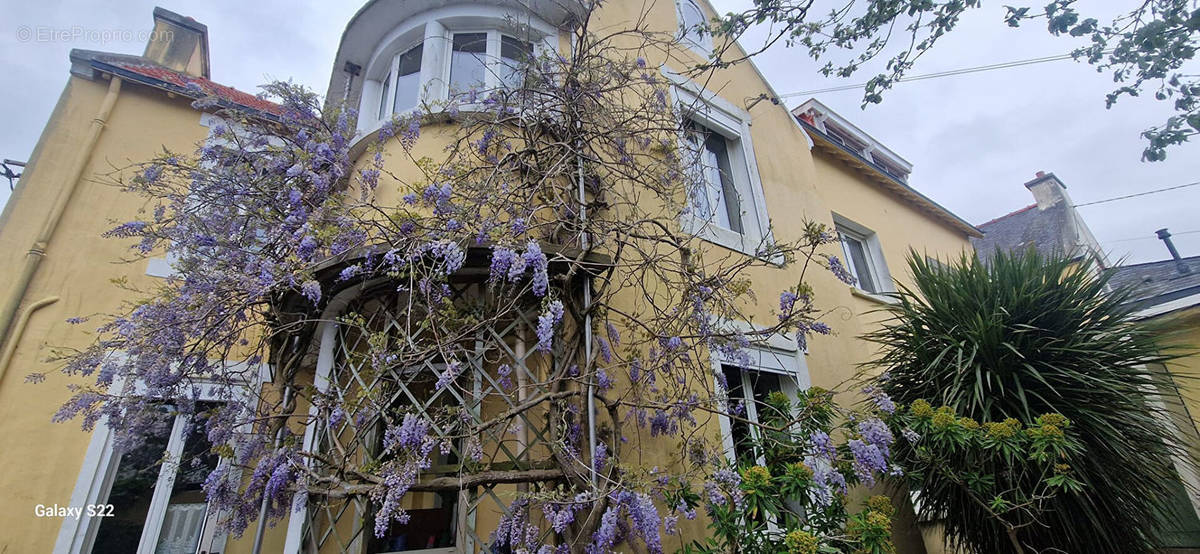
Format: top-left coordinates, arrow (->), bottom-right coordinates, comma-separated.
358,8 -> 553,132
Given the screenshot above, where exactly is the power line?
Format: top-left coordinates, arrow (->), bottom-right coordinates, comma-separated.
1106,229 -> 1200,244
1073,180 -> 1200,207
777,51 -> 1098,99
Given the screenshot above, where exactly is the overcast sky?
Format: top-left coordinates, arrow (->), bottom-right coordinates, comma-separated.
3,0 -> 1198,264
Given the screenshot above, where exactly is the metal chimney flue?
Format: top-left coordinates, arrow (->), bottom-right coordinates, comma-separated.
1156,228 -> 1191,274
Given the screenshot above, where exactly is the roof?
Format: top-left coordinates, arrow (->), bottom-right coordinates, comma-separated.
1107,256 -> 1200,310
793,98 -> 912,174
971,202 -> 1074,261
69,49 -> 282,117
796,118 -> 981,238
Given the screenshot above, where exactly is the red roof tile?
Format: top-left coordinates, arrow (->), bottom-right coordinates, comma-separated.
977,204 -> 1036,227
108,61 -> 283,116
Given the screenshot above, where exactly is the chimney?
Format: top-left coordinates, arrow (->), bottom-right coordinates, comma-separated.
1024,170 -> 1071,210
143,7 -> 210,78
1156,228 -> 1192,274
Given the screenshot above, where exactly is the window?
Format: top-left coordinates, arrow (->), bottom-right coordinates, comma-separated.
722,365 -> 800,465
449,33 -> 488,92
393,44 -> 424,113
685,121 -> 742,233
677,0 -> 712,53
91,404 -> 225,554
356,8 -> 556,132
449,31 -> 535,94
379,71 -> 392,119
499,35 -> 534,89
834,217 -> 892,295
667,70 -> 773,258
367,364 -> 462,553
376,42 -> 425,120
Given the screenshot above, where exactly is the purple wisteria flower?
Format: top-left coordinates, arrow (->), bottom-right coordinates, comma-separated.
848,439 -> 888,487
864,385 -> 896,414
536,300 -> 564,353
828,255 -> 857,286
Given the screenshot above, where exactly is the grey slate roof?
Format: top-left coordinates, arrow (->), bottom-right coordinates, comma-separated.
970,202 -> 1075,261
1106,256 -> 1200,309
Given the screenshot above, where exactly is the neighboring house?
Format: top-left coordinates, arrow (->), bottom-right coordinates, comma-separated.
1109,235 -> 1200,551
976,174 -> 1200,550
971,171 -> 1108,267
0,3 -> 978,553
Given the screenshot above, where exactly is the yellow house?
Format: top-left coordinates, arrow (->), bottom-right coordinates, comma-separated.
0,3 -> 979,553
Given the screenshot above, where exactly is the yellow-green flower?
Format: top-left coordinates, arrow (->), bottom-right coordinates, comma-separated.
931,406 -> 955,428
985,421 -> 1016,439
958,416 -> 979,430
866,495 -> 895,517
910,399 -> 934,418
1039,413 -> 1069,428
741,465 -> 772,491
785,529 -> 819,554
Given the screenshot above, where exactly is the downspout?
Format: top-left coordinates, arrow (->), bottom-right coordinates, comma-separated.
579,132 -> 596,487
0,76 -> 122,357
0,296 -> 59,382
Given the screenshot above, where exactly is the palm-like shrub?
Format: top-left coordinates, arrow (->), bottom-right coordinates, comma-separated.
868,249 -> 1187,553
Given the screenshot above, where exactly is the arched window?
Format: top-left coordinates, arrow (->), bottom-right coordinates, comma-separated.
677,0 -> 712,53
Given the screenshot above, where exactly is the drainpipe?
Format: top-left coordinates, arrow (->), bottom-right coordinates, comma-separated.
0,296 -> 59,382
1156,228 -> 1191,274
0,76 -> 122,357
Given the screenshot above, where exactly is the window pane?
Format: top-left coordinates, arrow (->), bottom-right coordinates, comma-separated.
392,43 -> 423,113
841,234 -> 877,292
703,131 -> 742,232
378,72 -> 391,119
450,33 -> 488,92
680,0 -> 711,49
721,365 -> 755,464
91,419 -> 174,553
686,122 -> 740,232
156,404 -> 221,554
499,35 -> 534,89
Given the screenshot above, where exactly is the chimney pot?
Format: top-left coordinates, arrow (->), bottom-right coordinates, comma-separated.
1156,228 -> 1191,274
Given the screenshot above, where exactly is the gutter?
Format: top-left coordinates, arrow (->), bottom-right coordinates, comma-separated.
0,76 -> 122,363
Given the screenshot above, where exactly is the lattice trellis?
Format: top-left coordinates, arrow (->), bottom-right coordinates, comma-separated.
293,279 -> 572,554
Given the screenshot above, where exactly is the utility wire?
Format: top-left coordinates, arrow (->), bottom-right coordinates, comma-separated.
777,51 -> 1101,99
1073,180 -> 1200,207
1106,229 -> 1200,244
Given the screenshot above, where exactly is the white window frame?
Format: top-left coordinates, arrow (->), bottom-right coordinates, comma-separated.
54,369 -> 265,554
833,214 -> 894,297
357,5 -> 558,133
709,326 -> 810,466
663,69 -> 775,259
675,0 -> 712,56
444,29 -> 534,97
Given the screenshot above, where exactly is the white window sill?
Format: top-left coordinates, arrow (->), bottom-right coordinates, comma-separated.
682,214 -> 783,265
850,287 -> 898,305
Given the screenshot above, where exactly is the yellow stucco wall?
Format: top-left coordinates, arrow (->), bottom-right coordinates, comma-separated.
0,74 -> 217,550
1160,308 -> 1200,461
0,1 -> 977,552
